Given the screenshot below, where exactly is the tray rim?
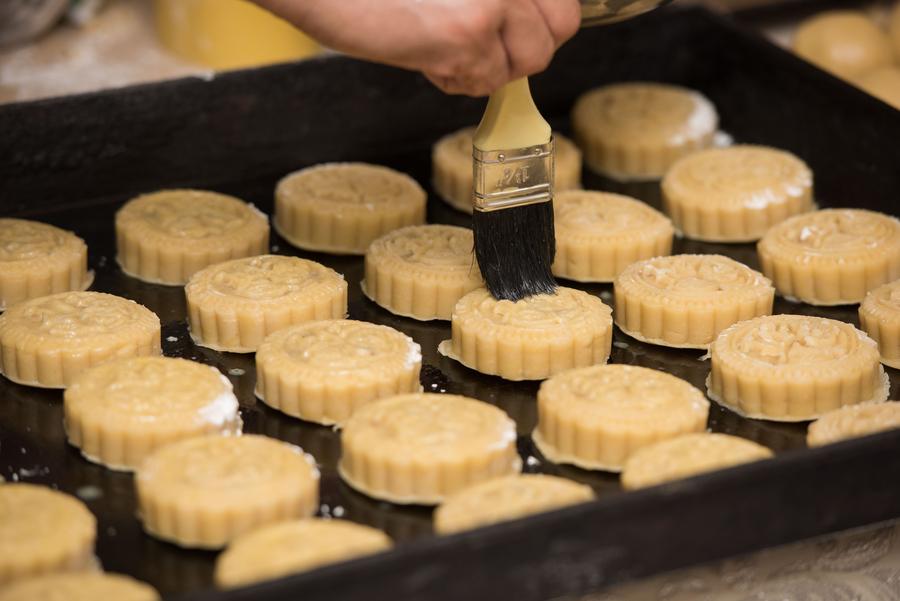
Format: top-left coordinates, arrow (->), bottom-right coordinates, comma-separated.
2,6 -> 900,601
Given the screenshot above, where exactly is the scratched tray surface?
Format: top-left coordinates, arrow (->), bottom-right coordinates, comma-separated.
1,7 -> 900,600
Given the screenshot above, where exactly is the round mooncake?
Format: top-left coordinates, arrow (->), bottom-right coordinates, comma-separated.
661,145 -> 814,242
338,393 -> 520,505
439,287 -> 613,381
275,163 -> 426,255
552,190 -> 673,283
0,573 -> 158,601
807,402 -> 900,447
533,365 -> 709,472
255,319 -> 421,425
571,82 -> 718,181
136,435 -> 319,549
215,519 -> 391,588
793,11 -> 894,80
0,291 -> 161,388
362,225 -> 482,320
64,357 -> 241,471
433,474 -> 594,534
621,433 -> 773,490
185,254 -> 347,353
116,189 -> 269,285
757,209 -> 900,305
0,484 -> 97,585
708,314 -> 889,421
859,279 -> 900,368
0,218 -> 92,311
614,254 -> 774,349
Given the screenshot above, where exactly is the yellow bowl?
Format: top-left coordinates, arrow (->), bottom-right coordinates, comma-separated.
154,0 -> 320,70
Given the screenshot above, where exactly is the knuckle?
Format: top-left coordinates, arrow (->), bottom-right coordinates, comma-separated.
454,5 -> 499,46
512,47 -> 553,77
436,15 -> 495,63
465,84 -> 493,98
432,76 -> 462,95
557,8 -> 581,40
473,57 -> 509,92
432,52 -> 474,80
474,74 -> 502,96
449,67 -> 500,97
538,0 -> 581,43
535,47 -> 554,71
468,5 -> 498,37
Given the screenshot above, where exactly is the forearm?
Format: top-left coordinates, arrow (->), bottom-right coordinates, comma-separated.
249,0 -> 581,96
253,0 -> 487,68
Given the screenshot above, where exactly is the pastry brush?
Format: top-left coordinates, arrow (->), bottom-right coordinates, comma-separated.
472,0 -> 674,301
472,77 -> 556,301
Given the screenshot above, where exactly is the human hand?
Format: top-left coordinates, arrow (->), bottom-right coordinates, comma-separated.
253,0 -> 581,96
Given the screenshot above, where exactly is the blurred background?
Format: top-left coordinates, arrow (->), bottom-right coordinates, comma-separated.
1,0 -> 898,108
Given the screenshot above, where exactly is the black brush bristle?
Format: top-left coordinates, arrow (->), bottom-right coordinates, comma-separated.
473,201 -> 557,301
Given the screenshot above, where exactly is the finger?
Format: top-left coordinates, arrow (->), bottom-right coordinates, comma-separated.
461,35 -> 512,95
532,0 -> 582,48
426,69 -> 503,97
425,73 -> 456,94
426,74 -> 484,97
426,74 -> 477,96
426,31 -> 511,96
500,0 -> 557,79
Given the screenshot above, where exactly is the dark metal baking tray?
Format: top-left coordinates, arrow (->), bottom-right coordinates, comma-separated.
730,0 -> 889,24
1,6 -> 899,601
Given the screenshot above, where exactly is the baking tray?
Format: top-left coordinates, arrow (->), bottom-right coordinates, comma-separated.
730,0 -> 890,23
2,6 -> 900,601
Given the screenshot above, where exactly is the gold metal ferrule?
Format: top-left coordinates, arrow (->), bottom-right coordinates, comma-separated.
473,138 -> 555,212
